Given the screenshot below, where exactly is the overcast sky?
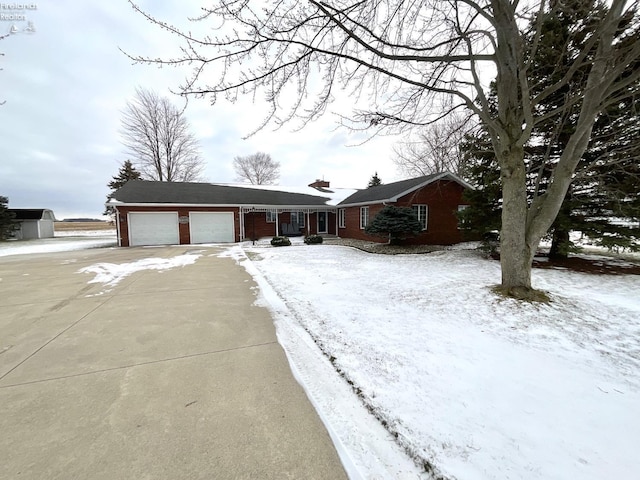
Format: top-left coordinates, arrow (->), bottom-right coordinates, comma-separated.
1,1 -> 404,219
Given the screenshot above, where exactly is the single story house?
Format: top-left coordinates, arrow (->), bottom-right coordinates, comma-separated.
8,209 -> 56,240
107,172 -> 471,247
338,172 -> 472,245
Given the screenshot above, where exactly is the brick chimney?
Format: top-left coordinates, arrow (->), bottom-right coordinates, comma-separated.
308,179 -> 330,189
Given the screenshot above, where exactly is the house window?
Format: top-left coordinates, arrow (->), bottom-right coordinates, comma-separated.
457,205 -> 469,228
291,211 -> 305,227
266,210 -> 277,223
360,206 -> 369,229
338,209 -> 346,228
413,205 -> 428,230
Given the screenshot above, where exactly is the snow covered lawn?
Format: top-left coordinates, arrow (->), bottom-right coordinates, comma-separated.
0,230 -> 116,257
228,241 -> 640,480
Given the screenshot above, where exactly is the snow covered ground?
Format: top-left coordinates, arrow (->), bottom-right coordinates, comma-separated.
4,233 -> 639,479
0,229 -> 117,257
225,239 -> 640,480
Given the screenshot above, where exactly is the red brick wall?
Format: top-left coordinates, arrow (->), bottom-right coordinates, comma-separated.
338,203 -> 385,241
243,211 -> 279,240
338,180 -> 469,245
116,206 -> 241,246
242,211 -> 337,239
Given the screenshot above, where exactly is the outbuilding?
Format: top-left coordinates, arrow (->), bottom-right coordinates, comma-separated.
8,209 -> 56,240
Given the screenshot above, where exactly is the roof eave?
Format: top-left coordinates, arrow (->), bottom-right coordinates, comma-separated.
388,172 -> 474,202
336,199 -> 390,208
110,202 -> 335,209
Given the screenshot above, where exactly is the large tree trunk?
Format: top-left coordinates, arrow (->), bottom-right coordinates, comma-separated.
499,147 -> 535,291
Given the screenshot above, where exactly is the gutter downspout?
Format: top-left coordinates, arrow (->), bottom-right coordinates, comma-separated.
115,207 -> 122,247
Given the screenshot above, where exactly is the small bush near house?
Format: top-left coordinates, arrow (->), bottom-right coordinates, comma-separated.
480,231 -> 500,258
304,234 -> 323,245
365,205 -> 423,245
271,236 -> 292,247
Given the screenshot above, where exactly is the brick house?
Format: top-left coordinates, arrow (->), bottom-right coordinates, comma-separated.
336,172 -> 472,245
107,172 -> 471,247
108,181 -> 355,247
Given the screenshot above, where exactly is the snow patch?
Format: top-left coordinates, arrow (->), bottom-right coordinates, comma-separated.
78,253 -> 201,288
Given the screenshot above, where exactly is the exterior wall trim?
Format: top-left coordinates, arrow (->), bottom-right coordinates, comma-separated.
109,202 -> 335,210
338,172 -> 473,208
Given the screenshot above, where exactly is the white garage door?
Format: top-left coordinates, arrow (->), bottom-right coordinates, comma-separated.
128,212 -> 179,246
189,212 -> 235,243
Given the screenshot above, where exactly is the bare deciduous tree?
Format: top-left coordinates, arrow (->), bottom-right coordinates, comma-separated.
126,0 -> 640,299
393,113 -> 477,179
233,152 -> 280,185
120,87 -> 205,182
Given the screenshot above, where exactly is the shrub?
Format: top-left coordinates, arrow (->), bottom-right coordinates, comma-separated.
304,234 -> 323,245
479,230 -> 500,258
364,205 -> 423,245
270,236 -> 291,247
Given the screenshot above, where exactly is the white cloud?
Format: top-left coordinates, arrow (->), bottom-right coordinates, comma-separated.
1,0 -> 405,219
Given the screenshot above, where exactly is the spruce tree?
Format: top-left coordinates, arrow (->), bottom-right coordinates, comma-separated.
367,172 -> 382,188
461,3 -> 640,256
0,196 -> 18,240
365,205 -> 423,245
104,160 -> 142,217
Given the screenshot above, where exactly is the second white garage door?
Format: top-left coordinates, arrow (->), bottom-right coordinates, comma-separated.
189,212 -> 235,243
128,212 -> 180,246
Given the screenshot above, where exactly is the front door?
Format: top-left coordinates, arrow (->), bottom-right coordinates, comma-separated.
317,211 -> 327,234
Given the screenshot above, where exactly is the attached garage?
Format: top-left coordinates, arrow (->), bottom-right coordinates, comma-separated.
107,180 -> 348,247
189,212 -> 235,244
128,212 -> 179,246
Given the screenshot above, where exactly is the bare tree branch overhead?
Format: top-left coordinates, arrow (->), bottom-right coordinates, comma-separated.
126,0 -> 640,298
394,113 -> 478,178
120,87 -> 205,182
233,152 -> 280,185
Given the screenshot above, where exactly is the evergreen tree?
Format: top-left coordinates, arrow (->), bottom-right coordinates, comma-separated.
461,110 -> 640,255
367,172 -> 382,188
458,132 -> 502,242
104,160 -> 142,217
461,2 -> 640,256
0,196 -> 18,240
365,205 -> 423,245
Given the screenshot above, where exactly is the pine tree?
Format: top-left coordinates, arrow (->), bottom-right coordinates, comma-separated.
104,160 -> 142,217
367,172 -> 382,188
461,113 -> 640,255
458,132 -> 502,242
461,3 -> 640,256
0,196 -> 18,240
364,205 -> 423,245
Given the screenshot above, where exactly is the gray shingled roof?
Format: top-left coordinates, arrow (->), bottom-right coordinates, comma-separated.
338,172 -> 470,206
109,181 -> 332,206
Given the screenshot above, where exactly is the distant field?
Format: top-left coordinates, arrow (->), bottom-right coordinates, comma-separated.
55,221 -> 115,231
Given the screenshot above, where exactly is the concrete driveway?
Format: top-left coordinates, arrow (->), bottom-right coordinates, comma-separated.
0,246 -> 347,480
